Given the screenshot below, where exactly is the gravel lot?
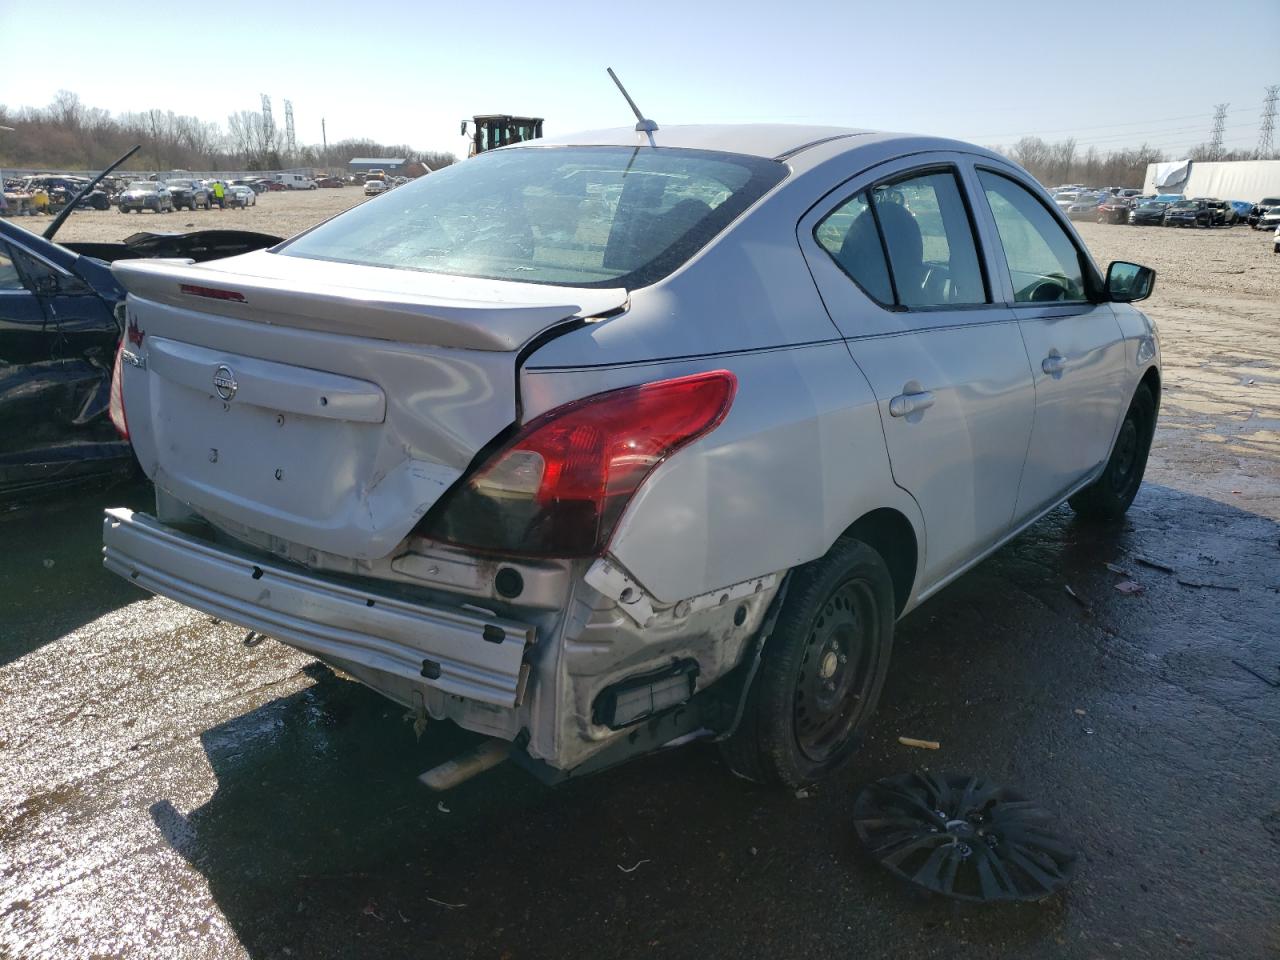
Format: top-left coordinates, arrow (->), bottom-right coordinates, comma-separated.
2,193 -> 1277,960
8,187 -> 367,244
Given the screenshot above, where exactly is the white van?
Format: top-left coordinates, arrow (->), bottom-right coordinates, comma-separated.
274,173 -> 317,190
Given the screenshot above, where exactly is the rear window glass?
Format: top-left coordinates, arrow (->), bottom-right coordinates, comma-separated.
279,146 -> 786,288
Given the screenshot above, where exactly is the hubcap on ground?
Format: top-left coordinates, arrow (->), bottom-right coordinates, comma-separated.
793,578 -> 878,762
853,772 -> 1077,902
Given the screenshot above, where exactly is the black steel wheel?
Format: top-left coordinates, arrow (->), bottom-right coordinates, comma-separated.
793,578 -> 881,763
1069,382 -> 1156,520
719,537 -> 895,787
854,772 -> 1077,902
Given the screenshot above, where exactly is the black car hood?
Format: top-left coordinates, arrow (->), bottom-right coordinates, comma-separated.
62,230 -> 283,264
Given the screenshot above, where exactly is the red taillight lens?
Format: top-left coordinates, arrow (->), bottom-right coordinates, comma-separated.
108,344 -> 129,439
422,370 -> 737,558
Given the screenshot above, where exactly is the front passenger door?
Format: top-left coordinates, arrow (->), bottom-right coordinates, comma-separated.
973,169 -> 1130,521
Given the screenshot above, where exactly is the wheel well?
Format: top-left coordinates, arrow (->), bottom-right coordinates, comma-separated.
1140,366 -> 1161,408
841,509 -> 917,617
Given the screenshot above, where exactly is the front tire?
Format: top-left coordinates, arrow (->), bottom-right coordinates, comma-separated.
1069,383 -> 1156,520
720,538 -> 895,788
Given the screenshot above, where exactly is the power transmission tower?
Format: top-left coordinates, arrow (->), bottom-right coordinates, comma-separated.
284,99 -> 297,159
1259,86 -> 1279,158
260,94 -> 275,147
1208,103 -> 1228,159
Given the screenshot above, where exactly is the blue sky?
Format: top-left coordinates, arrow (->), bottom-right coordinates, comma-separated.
3,0 -> 1277,158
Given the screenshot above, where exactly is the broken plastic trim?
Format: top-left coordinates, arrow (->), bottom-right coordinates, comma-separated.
853,772 -> 1077,902
592,658 -> 699,730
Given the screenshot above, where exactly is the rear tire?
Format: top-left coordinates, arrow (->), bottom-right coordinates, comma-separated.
1069,383 -> 1156,520
720,538 -> 895,788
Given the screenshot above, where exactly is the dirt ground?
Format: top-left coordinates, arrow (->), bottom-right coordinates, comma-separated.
1,195 -> 1278,960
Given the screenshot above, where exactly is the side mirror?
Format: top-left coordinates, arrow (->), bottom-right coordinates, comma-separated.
460,120 -> 468,136
1106,261 -> 1155,303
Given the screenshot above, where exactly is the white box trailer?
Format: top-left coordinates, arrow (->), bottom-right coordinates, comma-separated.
1143,159 -> 1280,203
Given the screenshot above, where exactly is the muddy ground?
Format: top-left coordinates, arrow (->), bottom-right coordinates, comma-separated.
1,198 -> 1278,959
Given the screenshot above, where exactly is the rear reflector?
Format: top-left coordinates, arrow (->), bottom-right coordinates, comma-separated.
179,283 -> 246,302
421,370 -> 737,558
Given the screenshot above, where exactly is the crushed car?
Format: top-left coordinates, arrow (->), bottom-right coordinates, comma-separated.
1,181 -> 280,498
102,124 -> 1161,789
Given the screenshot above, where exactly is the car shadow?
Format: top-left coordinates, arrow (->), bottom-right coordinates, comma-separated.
0,477 -> 153,666
145,482 -> 1279,958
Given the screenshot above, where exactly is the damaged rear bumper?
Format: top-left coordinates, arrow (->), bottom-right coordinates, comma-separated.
101,507 -> 535,707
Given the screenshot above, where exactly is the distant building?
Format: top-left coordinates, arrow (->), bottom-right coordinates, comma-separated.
348,157 -> 407,175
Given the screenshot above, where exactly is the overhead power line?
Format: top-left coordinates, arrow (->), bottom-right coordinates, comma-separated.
967,98 -> 1268,143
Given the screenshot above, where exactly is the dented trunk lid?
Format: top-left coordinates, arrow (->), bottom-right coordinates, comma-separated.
112,251 -> 625,560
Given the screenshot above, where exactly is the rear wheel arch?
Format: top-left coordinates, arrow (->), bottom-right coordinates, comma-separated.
838,508 -> 918,617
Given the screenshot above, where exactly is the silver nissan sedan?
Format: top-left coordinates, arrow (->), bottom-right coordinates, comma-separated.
102,124 -> 1160,788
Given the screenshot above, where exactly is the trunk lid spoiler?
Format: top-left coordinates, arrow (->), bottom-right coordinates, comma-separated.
113,252 -> 627,351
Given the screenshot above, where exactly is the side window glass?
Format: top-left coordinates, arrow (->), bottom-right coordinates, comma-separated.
978,170 -> 1086,303
0,246 -> 25,291
8,247 -> 86,295
871,172 -> 987,308
814,191 -> 894,304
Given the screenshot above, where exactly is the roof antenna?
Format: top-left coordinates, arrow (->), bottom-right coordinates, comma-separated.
607,68 -> 658,142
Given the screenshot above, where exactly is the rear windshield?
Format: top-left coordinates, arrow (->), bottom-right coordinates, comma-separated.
279,146 -> 786,288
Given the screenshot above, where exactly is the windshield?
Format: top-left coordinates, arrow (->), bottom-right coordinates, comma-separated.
1262,198 -> 1280,205
1171,201 -> 1197,209
281,146 -> 787,288
128,182 -> 158,192
1139,202 -> 1167,209
168,180 -> 194,189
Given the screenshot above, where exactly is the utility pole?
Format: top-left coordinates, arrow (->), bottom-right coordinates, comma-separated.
321,117 -> 328,167
1208,103 -> 1228,159
1258,86 -> 1278,158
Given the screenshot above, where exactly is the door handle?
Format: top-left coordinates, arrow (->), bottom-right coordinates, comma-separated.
1042,351 -> 1067,376
889,390 -> 935,418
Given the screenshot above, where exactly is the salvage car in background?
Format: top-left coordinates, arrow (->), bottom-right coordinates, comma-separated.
1249,197 -> 1280,227
118,182 -> 174,214
226,185 -> 257,207
1164,198 -> 1213,227
1129,199 -> 1170,225
1198,198 -> 1233,226
1066,193 -> 1105,219
1096,196 -> 1132,223
166,178 -> 212,211
103,124 -> 1161,789
0,221 -> 281,497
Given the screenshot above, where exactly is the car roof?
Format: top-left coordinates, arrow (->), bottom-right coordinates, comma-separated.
534,123 -> 874,160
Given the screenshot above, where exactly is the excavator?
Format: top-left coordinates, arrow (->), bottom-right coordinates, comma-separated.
460,115 -> 544,157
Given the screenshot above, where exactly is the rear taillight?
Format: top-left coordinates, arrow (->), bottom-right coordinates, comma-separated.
108,344 -> 129,439
421,370 -> 737,558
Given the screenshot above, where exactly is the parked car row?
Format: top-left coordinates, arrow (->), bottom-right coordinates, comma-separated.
1050,186 -> 1277,229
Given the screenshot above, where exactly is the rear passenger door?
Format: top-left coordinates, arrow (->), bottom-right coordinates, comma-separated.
971,168 -> 1130,521
799,156 -> 1035,591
